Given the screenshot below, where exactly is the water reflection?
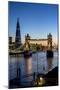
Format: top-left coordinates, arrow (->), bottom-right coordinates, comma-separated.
24,57 -> 32,75
47,58 -> 53,71
24,56 -> 32,81
16,57 -> 21,79
9,52 -> 58,81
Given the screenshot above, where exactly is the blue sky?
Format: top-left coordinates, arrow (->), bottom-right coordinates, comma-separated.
8,2 -> 58,43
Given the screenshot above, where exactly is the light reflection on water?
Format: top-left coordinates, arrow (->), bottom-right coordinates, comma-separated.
24,57 -> 32,75
9,51 -> 58,81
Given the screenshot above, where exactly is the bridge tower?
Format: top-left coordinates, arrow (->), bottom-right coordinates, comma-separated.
24,34 -> 30,51
47,33 -> 53,58
47,33 -> 52,50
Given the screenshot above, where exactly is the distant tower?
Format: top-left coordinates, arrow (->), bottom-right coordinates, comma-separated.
15,18 -> 21,48
9,36 -> 12,44
25,33 -> 30,41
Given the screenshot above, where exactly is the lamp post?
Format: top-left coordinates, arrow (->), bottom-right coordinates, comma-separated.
37,49 -> 38,76
36,44 -> 39,82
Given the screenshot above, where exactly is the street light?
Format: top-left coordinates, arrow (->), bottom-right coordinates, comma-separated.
34,76 -> 45,86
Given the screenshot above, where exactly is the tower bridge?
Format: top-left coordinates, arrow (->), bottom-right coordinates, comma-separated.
24,33 -> 57,51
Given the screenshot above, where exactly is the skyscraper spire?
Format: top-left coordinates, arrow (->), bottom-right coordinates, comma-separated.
15,18 -> 21,48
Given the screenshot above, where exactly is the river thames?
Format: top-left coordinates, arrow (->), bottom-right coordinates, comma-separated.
9,51 -> 58,85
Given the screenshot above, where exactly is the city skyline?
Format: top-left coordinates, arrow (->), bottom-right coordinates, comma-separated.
8,2 -> 58,44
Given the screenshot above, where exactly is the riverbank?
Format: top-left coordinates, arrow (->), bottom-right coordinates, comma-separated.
9,50 -> 37,56
9,50 -> 58,57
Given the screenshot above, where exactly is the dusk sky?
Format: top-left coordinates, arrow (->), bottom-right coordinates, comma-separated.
8,2 -> 58,44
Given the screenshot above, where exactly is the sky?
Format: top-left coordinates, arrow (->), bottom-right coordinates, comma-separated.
8,1 -> 58,44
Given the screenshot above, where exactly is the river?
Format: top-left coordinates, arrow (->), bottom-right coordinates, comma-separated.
9,51 -> 58,84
